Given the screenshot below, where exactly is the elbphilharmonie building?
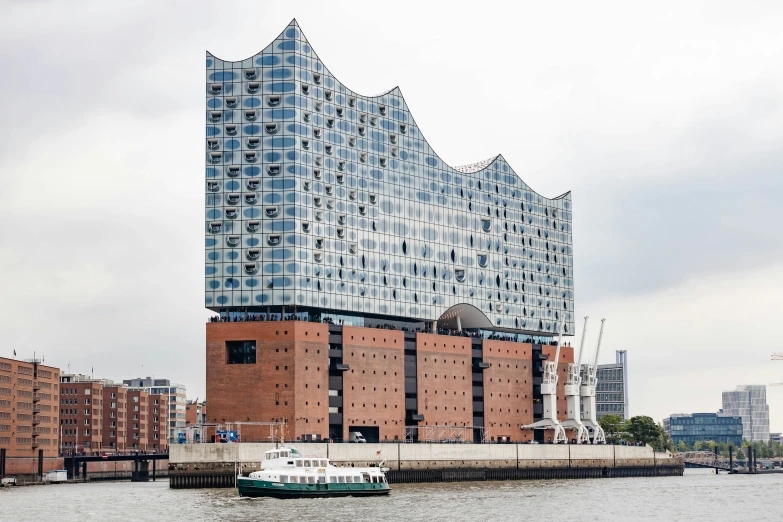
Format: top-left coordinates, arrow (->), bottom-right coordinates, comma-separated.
205,20 -> 573,338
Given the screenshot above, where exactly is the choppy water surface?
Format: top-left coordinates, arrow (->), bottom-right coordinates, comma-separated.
2,469 -> 781,521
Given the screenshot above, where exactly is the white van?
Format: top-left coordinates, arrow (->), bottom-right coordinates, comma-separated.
349,431 -> 367,443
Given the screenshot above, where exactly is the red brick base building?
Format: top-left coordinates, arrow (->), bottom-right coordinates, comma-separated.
206,322 -> 573,443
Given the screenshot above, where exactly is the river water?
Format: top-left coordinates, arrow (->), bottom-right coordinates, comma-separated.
2,469 -> 781,521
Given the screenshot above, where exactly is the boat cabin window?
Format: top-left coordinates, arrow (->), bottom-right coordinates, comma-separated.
304,460 -> 312,467
288,461 -> 294,465
307,476 -> 316,484
280,475 -> 288,483
329,477 -> 337,483
340,476 -> 347,483
296,460 -> 303,467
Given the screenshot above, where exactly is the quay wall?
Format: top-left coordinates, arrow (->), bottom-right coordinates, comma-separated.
2,457 -> 64,483
169,443 -> 683,488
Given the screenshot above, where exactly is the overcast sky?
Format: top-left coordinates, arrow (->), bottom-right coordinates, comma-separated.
1,0 -> 782,431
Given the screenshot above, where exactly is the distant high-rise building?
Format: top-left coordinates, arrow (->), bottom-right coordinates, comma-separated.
123,378 -> 186,444
721,385 -> 770,442
663,413 -> 743,448
581,350 -> 629,420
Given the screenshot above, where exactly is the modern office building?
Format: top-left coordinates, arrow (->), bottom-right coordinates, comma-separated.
123,378 -> 186,444
721,385 -> 770,442
594,350 -> 629,420
204,21 -> 575,444
204,19 -> 574,336
770,433 -> 782,444
663,413 -> 743,448
0,357 -> 60,458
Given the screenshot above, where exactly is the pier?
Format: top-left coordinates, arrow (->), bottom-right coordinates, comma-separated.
169,443 -> 683,489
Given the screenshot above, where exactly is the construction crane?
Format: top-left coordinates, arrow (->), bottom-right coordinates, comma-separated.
772,353 -> 783,386
520,322 -> 567,443
772,353 -> 783,360
580,318 -> 607,444
560,316 -> 589,444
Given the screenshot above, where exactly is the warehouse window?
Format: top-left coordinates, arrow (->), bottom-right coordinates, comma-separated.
227,341 -> 256,365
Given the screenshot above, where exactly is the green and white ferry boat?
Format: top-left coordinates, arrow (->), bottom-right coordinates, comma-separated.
237,446 -> 391,498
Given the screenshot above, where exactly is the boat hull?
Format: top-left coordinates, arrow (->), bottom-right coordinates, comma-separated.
237,478 -> 390,499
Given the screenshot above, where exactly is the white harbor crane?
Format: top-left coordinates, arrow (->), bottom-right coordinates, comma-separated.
580,318 -> 607,444
560,316 -> 589,444
520,322 -> 567,444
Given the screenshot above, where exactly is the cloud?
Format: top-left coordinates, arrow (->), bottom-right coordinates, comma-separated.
581,263 -> 783,432
0,0 -> 781,424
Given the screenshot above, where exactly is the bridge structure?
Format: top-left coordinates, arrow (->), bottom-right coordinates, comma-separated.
64,453 -> 169,482
678,451 -> 735,471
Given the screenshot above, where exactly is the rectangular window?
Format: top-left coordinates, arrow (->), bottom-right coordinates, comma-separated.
227,340 -> 257,364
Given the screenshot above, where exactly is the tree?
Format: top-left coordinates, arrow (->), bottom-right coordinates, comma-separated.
599,414 -> 626,443
677,441 -> 689,452
626,416 -> 661,447
655,424 -> 675,452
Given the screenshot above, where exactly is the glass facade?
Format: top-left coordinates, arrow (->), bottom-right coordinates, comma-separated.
204,20 -> 574,336
580,350 -> 629,420
663,413 -> 743,447
721,385 -> 770,442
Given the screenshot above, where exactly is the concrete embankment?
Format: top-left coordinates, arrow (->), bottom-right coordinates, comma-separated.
169,443 -> 683,488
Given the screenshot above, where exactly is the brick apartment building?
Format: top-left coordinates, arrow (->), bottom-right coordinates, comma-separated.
127,389 -> 148,449
206,323 -> 573,443
103,384 -> 127,451
148,394 -> 168,450
60,375 -> 168,453
60,375 -> 106,452
186,400 -> 206,427
0,357 -> 60,458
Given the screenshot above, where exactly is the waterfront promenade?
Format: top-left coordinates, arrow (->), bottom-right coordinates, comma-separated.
169,442 -> 682,488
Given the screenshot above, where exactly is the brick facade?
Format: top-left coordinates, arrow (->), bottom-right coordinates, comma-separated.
148,394 -> 168,451
0,357 -> 60,458
60,381 -> 103,452
482,340 -> 534,442
127,390 -> 149,450
206,321 -> 329,442
206,322 -> 575,444
102,385 -> 127,450
415,334 -> 473,428
342,327 -> 405,441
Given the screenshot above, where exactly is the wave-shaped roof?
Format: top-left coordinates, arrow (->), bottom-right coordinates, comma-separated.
207,19 -> 570,203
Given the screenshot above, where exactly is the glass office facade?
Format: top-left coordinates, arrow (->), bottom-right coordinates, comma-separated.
664,413 -> 743,447
722,385 -> 770,442
204,20 -> 574,336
